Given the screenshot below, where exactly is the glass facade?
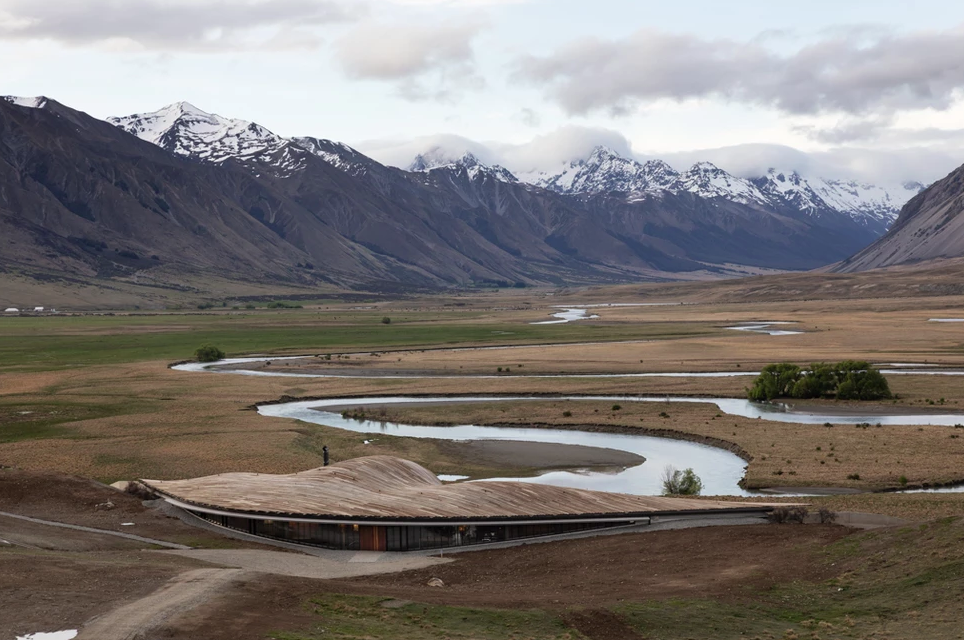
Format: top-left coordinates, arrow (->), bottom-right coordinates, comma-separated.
192,510 -> 631,551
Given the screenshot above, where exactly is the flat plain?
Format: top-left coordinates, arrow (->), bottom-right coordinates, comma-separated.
3,270 -> 964,639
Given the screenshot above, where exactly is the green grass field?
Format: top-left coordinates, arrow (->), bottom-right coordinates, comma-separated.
0,311 -> 717,371
275,595 -> 579,640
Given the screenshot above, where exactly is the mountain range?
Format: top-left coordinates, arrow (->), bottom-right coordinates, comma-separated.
416,146 -> 924,238
0,96 -> 937,292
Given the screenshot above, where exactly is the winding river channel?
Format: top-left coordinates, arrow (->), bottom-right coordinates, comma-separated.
177,354 -> 964,496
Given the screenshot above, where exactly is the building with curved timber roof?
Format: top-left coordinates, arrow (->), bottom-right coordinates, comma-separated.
144,456 -> 770,551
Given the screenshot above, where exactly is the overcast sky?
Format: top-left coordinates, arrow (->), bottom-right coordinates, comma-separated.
4,0 -> 964,182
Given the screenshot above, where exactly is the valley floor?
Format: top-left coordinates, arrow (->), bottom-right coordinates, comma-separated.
3,273 -> 964,638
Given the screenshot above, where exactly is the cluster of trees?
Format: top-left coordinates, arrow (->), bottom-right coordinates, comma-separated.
747,361 -> 891,402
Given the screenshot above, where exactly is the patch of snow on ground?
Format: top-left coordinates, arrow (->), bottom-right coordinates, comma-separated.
437,475 -> 470,482
17,631 -> 78,640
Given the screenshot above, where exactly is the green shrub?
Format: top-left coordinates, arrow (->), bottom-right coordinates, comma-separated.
661,466 -> 703,496
194,344 -> 225,362
381,317 -> 391,324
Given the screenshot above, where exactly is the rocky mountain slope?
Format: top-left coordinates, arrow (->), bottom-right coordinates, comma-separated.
0,97 -> 920,292
834,162 -> 964,272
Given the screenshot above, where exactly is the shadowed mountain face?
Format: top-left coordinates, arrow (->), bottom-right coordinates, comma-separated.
0,98 -> 894,290
834,163 -> 964,273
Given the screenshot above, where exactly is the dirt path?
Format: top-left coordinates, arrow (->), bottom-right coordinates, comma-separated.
77,568 -> 242,640
158,548 -> 450,579
0,512 -> 191,550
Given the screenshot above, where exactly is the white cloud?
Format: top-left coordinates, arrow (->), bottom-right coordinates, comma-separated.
493,126 -> 633,172
335,17 -> 486,101
514,25 -> 964,119
0,0 -> 361,50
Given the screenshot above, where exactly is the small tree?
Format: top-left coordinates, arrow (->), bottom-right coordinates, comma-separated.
195,344 -> 225,362
381,317 -> 391,325
661,465 -> 703,496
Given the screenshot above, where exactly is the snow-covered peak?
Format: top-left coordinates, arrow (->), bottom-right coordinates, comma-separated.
409,149 -> 517,183
675,162 -> 769,205
812,176 -> 924,226
517,145 -> 922,229
519,146 -> 680,196
3,95 -> 47,109
108,102 -> 289,166
754,168 -> 924,228
408,148 -> 482,172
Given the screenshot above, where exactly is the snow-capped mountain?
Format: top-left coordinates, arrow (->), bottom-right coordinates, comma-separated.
108,103 -> 371,179
409,149 -> 517,183
509,146 -> 922,231
674,161 -> 768,206
753,169 -> 924,230
109,102 -> 291,164
814,177 -> 925,226
518,146 -> 679,195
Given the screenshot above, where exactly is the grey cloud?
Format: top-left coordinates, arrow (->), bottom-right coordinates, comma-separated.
514,26 -> 964,117
0,0 -> 359,50
792,116 -> 897,145
335,18 -> 485,101
493,125 -> 633,172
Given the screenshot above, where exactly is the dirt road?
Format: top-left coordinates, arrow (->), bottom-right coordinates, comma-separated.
159,548 -> 449,579
77,568 -> 243,640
